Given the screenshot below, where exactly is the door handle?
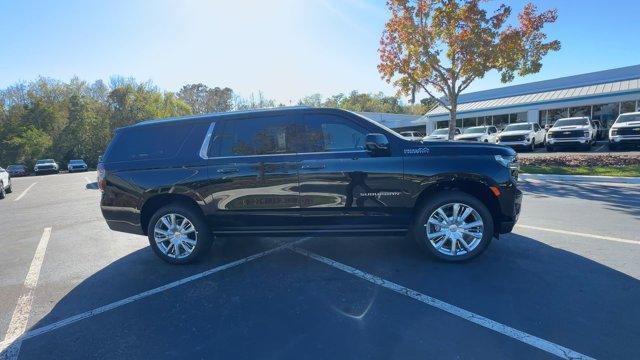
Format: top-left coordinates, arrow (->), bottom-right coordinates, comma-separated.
300,163 -> 326,170
217,167 -> 239,174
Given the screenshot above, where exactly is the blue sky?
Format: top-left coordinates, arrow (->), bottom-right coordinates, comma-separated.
1,0 -> 639,104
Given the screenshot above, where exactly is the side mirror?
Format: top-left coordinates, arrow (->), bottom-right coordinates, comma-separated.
365,133 -> 390,155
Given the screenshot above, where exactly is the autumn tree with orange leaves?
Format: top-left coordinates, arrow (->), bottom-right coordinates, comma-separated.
379,0 -> 561,139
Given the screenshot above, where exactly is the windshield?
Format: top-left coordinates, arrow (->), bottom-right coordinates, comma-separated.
463,127 -> 487,134
553,118 -> 589,127
36,159 -> 55,164
504,124 -> 532,131
430,129 -> 448,135
70,160 -> 85,164
615,114 -> 640,124
7,165 -> 25,170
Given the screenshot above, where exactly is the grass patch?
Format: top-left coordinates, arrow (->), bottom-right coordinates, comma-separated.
521,165 -> 640,177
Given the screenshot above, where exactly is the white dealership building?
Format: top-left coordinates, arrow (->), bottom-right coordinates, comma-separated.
407,64 -> 640,134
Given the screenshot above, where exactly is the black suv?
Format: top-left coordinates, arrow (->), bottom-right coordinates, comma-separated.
99,107 -> 521,264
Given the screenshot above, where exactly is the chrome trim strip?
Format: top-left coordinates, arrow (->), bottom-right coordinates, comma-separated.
199,122 -> 216,160
202,149 -> 368,160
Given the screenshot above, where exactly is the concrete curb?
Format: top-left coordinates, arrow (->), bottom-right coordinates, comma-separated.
520,173 -> 640,184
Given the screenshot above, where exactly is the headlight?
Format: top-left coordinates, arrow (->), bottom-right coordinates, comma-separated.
583,131 -> 590,137
494,155 -> 517,168
611,129 -> 617,136
547,132 -> 554,138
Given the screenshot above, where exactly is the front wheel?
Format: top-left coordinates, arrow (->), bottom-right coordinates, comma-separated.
412,191 -> 494,262
6,180 -> 12,194
0,182 -> 5,199
147,204 -> 213,264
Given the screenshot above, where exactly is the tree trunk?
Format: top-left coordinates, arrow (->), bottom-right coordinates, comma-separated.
448,103 -> 457,140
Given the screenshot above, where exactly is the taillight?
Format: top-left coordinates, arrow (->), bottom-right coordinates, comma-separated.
97,163 -> 106,192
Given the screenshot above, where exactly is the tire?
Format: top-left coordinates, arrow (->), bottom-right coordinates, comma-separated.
546,145 -> 554,152
529,140 -> 535,152
0,182 -> 5,199
412,191 -> 494,262
6,180 -> 12,194
147,203 -> 213,264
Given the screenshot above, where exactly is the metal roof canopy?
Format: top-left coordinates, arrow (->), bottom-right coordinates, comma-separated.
426,77 -> 640,118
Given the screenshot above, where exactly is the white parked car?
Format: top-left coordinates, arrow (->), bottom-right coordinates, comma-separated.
545,117 -> 596,151
0,167 -> 12,199
497,123 -> 546,151
454,126 -> 498,143
34,159 -> 60,175
67,159 -> 88,172
609,112 -> 640,150
422,128 -> 461,141
399,131 -> 424,141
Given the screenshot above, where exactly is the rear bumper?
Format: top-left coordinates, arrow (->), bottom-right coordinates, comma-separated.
101,203 -> 144,235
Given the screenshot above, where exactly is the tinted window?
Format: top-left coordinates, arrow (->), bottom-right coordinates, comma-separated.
106,124 -> 193,162
218,116 -> 297,156
302,114 -> 368,152
533,124 -> 540,131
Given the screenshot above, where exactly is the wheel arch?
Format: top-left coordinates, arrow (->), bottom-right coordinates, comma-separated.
412,178 -> 502,235
140,193 -> 206,235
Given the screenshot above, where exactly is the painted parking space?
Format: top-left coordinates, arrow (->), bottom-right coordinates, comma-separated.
1,172 -> 638,359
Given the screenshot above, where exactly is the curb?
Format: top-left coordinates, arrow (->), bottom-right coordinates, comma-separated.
520,173 -> 640,184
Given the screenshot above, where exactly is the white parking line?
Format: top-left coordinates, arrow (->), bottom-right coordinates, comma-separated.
0,239 -> 305,353
13,182 -> 37,202
289,245 -> 594,360
1,228 -> 52,359
83,177 -> 91,184
516,224 -> 639,245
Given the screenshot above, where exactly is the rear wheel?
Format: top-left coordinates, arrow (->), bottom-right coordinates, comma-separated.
412,191 -> 494,262
147,204 -> 213,264
0,182 -> 5,199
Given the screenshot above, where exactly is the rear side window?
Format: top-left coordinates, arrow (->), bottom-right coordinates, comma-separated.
218,116 -> 296,156
105,124 -> 193,162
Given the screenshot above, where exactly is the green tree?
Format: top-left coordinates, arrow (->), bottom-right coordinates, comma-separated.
177,83 -> 234,114
379,0 -> 560,139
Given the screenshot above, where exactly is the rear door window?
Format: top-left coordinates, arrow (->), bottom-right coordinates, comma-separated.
106,124 -> 193,162
218,115 -> 297,156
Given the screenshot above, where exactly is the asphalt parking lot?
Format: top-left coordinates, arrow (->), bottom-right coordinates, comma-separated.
1,172 -> 639,359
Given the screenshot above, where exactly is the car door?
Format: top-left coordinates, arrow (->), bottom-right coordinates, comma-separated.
295,111 -> 408,231
202,114 -> 301,232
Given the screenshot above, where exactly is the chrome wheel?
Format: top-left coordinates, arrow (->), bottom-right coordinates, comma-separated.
425,203 -> 484,257
153,213 -> 198,259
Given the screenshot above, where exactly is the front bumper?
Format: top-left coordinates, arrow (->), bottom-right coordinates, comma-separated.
609,135 -> 640,145
497,184 -> 522,234
35,167 -> 58,173
546,137 -> 591,146
498,140 -> 532,148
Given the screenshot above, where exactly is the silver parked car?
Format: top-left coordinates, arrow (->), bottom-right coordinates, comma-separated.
67,159 -> 88,172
